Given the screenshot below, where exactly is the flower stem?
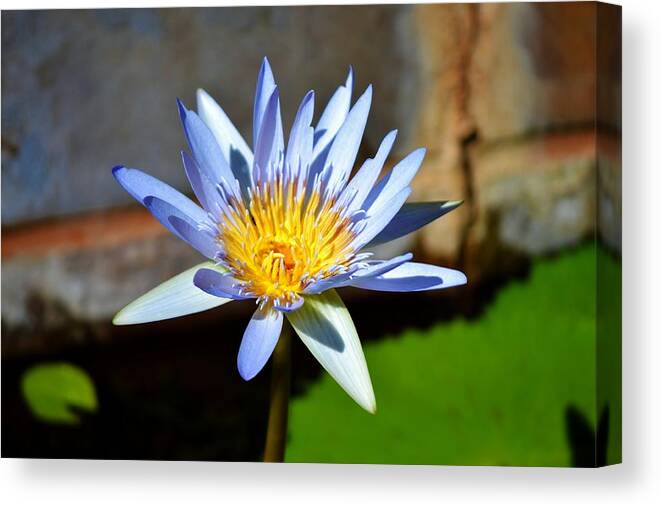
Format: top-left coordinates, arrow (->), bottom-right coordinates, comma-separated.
263,320 -> 291,463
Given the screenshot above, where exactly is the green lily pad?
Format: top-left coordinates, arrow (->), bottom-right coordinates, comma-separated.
287,245 -> 620,466
21,362 -> 98,425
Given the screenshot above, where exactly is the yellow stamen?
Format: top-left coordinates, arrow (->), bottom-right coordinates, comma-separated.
219,175 -> 357,306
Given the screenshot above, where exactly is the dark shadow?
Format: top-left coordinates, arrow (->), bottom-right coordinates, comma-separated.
596,405 -> 610,467
303,303 -> 345,353
565,404 -> 610,467
312,128 -> 327,145
229,148 -> 252,193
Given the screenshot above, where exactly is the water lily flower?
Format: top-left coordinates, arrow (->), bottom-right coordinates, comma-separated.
112,58 -> 466,413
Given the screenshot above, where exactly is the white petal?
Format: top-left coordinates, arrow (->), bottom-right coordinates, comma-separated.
312,67 -> 353,161
322,85 -> 372,196
113,262 -> 231,325
196,89 -> 252,161
353,186 -> 411,250
362,148 -> 426,212
340,129 -> 397,212
285,90 -> 315,180
286,290 -> 376,413
196,88 -> 254,190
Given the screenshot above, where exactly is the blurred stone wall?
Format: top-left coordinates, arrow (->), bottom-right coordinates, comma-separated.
2,6 -> 420,224
1,3 -> 621,354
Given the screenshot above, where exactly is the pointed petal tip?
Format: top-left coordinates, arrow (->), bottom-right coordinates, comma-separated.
176,98 -> 187,121
109,303 -> 151,326
111,165 -> 125,177
196,88 -> 211,105
111,311 -> 128,326
346,66 -> 354,87
355,85 -> 372,110
351,385 -> 377,414
408,147 -> 427,167
111,308 -> 153,326
383,129 -> 398,145
354,387 -> 377,414
364,398 -> 377,415
353,85 -> 372,106
237,362 -> 258,381
259,57 -> 274,79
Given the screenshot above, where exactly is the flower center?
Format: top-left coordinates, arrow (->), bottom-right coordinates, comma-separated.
218,176 -> 357,305
256,239 -> 300,271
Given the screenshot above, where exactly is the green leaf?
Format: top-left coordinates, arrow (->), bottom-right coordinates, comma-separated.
21,362 -> 98,425
287,245 -> 613,466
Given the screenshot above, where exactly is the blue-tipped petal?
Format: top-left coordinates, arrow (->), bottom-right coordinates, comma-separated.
193,268 -> 253,300
169,215 -> 219,260
253,88 -> 281,182
196,88 -> 254,192
181,151 -> 216,213
177,99 -> 238,197
340,130 -> 397,211
312,67 -> 353,162
285,90 -> 315,181
237,306 -> 283,380
349,262 -> 467,292
353,186 -> 411,250
322,85 -> 372,196
112,166 -> 207,224
253,58 -> 284,166
367,200 -> 464,247
143,196 -> 217,259
362,148 -> 426,212
254,58 -> 277,145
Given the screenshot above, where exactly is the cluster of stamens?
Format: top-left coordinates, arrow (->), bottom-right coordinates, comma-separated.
216,173 -> 362,308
